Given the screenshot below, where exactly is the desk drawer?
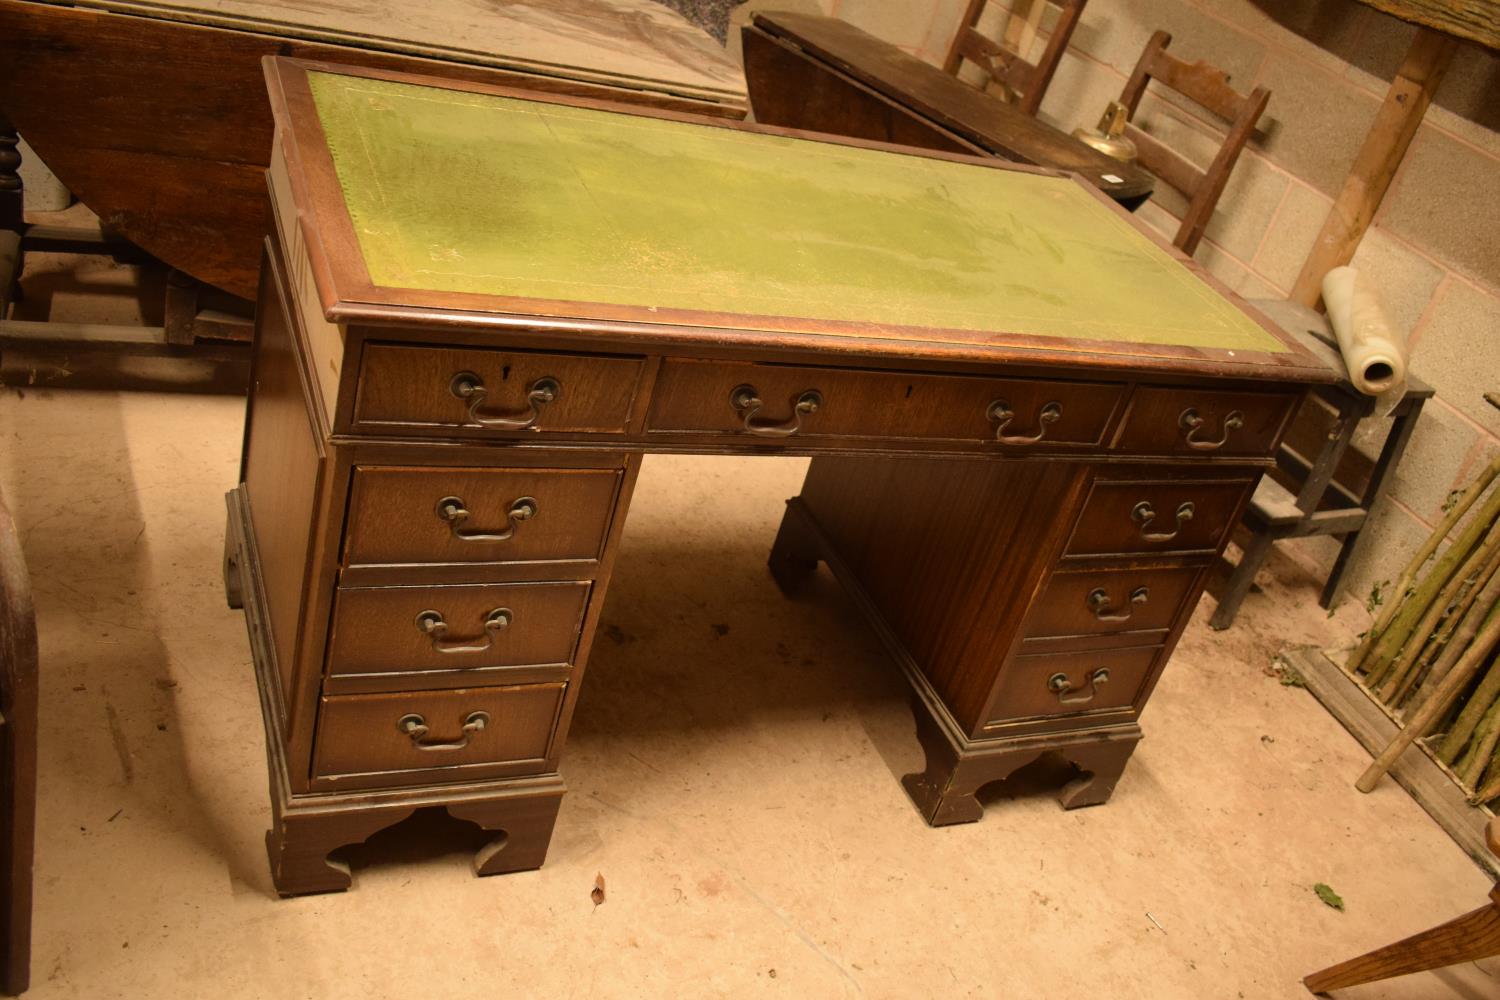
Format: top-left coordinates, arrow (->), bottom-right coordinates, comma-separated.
1065,476 -> 1254,557
353,343 -> 643,435
648,359 -> 1124,447
1023,565 -> 1204,641
1116,386 -> 1297,457
313,682 -> 565,779
328,582 -> 590,678
344,466 -> 620,568
987,645 -> 1161,727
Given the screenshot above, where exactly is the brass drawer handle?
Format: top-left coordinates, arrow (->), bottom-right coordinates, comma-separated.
414,607 -> 512,654
1179,408 -> 1244,451
397,710 -> 490,751
1132,500 -> 1194,542
729,383 -> 822,437
987,399 -> 1062,444
1088,586 -> 1149,622
1049,667 -> 1110,705
436,495 -> 537,542
449,371 -> 560,429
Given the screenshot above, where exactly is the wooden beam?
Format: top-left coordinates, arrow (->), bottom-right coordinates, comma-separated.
1356,0 -> 1500,52
1289,28 -> 1457,307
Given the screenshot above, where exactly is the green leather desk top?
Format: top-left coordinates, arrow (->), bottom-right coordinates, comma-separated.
307,71 -> 1285,354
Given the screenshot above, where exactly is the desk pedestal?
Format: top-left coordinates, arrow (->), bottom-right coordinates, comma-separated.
226,217 -> 1298,895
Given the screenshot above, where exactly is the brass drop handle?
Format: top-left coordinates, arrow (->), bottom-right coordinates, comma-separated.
1132,500 -> 1194,543
729,384 -> 823,437
436,495 -> 537,542
1049,667 -> 1110,705
1179,408 -> 1244,451
414,607 -> 512,654
1088,586 -> 1149,622
397,711 -> 490,751
449,372 -> 560,429
987,400 -> 1062,444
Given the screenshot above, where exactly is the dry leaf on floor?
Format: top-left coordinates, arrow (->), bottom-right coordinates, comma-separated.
1313,883 -> 1344,911
591,873 -> 606,908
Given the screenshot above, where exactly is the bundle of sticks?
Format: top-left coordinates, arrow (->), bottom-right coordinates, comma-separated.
1349,451 -> 1500,800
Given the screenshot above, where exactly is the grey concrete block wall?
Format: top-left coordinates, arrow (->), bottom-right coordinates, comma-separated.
729,0 -> 1500,610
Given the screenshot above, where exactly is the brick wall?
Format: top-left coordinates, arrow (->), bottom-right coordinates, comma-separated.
730,0 -> 1500,608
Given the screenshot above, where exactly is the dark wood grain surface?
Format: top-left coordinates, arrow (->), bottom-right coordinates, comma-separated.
327,581 -> 590,679
343,467 -> 621,568
0,0 -> 747,298
313,682 -> 565,779
747,12 -> 1154,202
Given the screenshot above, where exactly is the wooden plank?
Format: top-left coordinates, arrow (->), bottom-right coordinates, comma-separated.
1286,646 -> 1499,878
0,319 -> 250,392
1355,0 -> 1500,52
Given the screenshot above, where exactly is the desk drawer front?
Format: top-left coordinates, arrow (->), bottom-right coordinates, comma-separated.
328,581 -> 590,678
353,344 -> 643,435
313,683 -> 565,779
1116,387 -> 1297,457
344,466 -> 620,568
987,645 -> 1161,726
1024,565 -> 1204,641
1065,477 -> 1254,557
648,360 -> 1125,446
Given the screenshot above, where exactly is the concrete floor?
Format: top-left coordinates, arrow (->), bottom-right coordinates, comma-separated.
2,376 -> 1498,998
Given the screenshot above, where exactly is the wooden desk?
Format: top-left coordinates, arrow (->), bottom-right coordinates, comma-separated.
225,58 -> 1332,896
0,0 -> 746,300
742,11 -> 1155,209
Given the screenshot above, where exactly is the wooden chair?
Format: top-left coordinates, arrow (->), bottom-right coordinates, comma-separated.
1304,815 -> 1500,993
1117,30 -> 1270,256
941,0 -> 1086,117
0,492 -> 35,996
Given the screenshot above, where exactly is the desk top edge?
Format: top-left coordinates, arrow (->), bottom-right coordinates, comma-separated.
265,56 -> 1336,388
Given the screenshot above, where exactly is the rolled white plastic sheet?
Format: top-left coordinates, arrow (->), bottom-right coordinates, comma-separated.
1322,265 -> 1408,401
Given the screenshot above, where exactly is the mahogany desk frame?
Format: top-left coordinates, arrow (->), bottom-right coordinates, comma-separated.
225,58 -> 1334,896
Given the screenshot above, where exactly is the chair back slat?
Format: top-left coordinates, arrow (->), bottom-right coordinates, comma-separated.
1124,123 -> 1204,199
1118,30 -> 1270,255
943,0 -> 1087,117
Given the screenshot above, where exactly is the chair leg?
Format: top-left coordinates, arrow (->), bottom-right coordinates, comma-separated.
1304,897 -> 1500,994
1210,530 -> 1274,630
1321,530 -> 1361,609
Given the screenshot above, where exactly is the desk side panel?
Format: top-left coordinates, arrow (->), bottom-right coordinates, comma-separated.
242,244 -> 325,736
798,455 -> 1085,730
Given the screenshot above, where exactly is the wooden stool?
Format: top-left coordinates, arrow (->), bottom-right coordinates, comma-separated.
1210,300 -> 1433,629
1305,816 -> 1500,993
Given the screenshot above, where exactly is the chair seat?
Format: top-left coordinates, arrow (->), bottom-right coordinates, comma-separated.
1246,476 -> 1305,526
